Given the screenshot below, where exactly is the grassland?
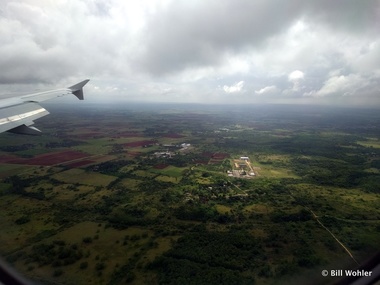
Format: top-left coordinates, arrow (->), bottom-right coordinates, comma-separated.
0,164 -> 35,179
357,139 -> 380,148
0,104 -> 379,285
52,168 -> 117,187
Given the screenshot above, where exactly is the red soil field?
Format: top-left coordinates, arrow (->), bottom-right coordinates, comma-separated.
194,160 -> 208,165
128,151 -> 143,158
153,164 -> 169,169
212,152 -> 230,159
201,152 -> 213,158
0,154 -> 18,163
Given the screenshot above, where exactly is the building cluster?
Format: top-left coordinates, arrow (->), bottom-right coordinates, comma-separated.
154,143 -> 192,158
228,156 -> 256,178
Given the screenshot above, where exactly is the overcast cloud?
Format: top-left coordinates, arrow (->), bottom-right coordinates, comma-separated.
1,0 -> 380,106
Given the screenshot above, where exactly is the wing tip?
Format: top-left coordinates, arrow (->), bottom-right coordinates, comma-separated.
69,79 -> 90,100
68,79 -> 90,90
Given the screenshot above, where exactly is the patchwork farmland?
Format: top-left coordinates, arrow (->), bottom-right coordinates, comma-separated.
0,104 -> 379,285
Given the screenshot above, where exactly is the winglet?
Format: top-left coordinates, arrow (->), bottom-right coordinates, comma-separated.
68,79 -> 90,100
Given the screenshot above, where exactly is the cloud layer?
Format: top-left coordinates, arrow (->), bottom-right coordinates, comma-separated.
1,0 -> 380,106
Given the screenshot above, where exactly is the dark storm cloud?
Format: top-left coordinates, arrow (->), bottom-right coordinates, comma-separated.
135,0 -> 301,75
135,0 -> 380,76
304,0 -> 379,34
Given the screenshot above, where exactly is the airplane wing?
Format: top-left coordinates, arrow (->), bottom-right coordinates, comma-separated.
0,79 -> 89,135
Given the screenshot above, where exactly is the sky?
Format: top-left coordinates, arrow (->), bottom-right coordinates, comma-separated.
1,0 -> 380,106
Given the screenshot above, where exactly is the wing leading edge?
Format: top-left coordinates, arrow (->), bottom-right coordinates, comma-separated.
0,79 -> 89,135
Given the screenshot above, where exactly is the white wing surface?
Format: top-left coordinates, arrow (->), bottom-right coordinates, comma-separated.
0,80 -> 89,135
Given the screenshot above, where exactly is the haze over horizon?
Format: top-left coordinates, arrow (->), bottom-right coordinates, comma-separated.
1,0 -> 380,107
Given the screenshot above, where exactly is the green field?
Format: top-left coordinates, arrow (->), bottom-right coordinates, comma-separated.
357,139 -> 380,148
0,164 -> 36,178
52,169 -> 117,186
150,165 -> 185,181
